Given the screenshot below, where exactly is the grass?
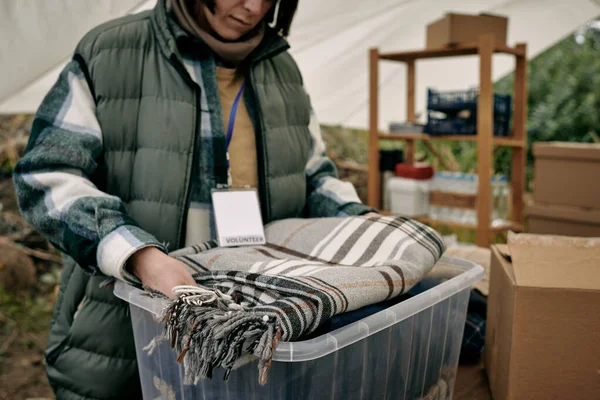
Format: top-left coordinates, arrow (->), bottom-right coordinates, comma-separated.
0,287 -> 54,337
321,124 -> 481,172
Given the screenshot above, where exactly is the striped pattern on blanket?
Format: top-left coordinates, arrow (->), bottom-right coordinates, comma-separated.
158,215 -> 445,384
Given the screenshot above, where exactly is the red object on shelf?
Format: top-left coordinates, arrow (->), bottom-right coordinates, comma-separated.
394,163 -> 434,180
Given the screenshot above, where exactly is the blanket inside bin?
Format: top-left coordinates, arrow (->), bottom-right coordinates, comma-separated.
149,215 -> 445,385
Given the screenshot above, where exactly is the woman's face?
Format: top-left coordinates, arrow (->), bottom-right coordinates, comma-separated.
203,0 -> 274,40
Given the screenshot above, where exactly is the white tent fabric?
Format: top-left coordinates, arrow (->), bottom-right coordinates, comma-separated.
0,1 -> 154,114
1,0 -> 599,130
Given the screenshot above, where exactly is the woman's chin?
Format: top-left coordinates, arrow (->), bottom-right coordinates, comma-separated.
213,26 -> 245,42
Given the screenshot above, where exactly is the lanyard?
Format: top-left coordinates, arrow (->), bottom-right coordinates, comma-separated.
225,81 -> 246,186
226,81 -> 247,159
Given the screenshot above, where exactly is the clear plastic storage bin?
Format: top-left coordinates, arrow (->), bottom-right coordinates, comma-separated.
114,256 -> 484,400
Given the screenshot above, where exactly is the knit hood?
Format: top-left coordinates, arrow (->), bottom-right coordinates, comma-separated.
170,0 -> 265,65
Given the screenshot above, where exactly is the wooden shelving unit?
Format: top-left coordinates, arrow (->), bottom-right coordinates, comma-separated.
368,35 -> 528,248
377,133 -> 526,148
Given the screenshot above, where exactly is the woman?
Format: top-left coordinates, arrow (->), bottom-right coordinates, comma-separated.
14,0 -> 374,398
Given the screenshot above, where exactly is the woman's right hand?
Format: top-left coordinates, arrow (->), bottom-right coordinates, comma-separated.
127,247 -> 196,299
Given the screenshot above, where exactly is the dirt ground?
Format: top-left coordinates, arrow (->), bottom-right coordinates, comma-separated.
0,311 -> 54,400
0,174 -> 56,399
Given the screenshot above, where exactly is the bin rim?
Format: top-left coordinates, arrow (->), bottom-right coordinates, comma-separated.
114,255 -> 484,362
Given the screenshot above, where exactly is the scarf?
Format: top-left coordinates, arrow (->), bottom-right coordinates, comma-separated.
171,0 -> 265,65
152,215 -> 446,384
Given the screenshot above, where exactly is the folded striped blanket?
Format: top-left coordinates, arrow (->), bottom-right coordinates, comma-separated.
158,215 -> 445,384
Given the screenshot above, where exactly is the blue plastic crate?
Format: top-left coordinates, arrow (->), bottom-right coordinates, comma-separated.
424,113 -> 510,137
427,89 -> 512,118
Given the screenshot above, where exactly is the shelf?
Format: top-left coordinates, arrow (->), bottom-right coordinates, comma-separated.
416,216 -> 524,233
492,137 -> 527,147
413,216 -> 476,229
379,43 -> 525,62
410,215 -> 523,233
378,133 -> 526,148
369,40 -> 528,248
380,133 -> 477,141
429,191 -> 476,210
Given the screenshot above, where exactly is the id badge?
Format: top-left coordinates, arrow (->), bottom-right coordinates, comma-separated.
211,187 -> 266,247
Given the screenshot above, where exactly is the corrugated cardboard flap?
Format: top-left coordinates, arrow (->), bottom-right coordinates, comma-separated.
443,12 -> 507,21
526,203 -> 600,224
495,244 -> 516,283
478,12 -> 508,20
508,232 -> 600,290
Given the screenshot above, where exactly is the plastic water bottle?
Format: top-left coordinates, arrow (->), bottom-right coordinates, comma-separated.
470,174 -> 479,225
428,173 -> 443,221
462,174 -> 476,225
430,171 -> 506,226
502,176 -> 509,221
468,174 -> 479,226
430,172 -> 442,221
491,176 -> 499,223
439,172 -> 453,222
454,173 -> 467,224
497,175 -> 509,223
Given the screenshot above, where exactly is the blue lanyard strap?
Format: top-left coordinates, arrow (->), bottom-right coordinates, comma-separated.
226,81 -> 247,151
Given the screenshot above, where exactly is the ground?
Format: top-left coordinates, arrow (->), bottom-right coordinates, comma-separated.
0,115 -> 56,399
0,179 -> 56,400
454,363 -> 493,400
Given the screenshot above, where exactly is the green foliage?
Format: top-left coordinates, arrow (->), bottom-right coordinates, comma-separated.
495,21 -> 600,187
320,125 -> 369,164
0,286 -> 54,336
322,21 -> 600,191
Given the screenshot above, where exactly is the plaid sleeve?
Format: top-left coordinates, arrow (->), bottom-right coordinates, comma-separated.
13,58 -> 165,282
304,107 -> 377,218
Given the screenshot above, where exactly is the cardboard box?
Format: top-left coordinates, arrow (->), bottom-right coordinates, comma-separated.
526,203 -> 600,237
485,233 -> 600,400
426,13 -> 508,49
533,142 -> 600,209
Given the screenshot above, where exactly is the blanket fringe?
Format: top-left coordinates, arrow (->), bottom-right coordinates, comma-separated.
157,285 -> 279,385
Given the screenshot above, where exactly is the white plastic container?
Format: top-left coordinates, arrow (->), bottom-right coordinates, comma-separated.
114,257 -> 484,400
387,176 -> 431,217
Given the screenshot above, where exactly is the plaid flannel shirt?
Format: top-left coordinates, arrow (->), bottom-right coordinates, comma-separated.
14,43 -> 372,282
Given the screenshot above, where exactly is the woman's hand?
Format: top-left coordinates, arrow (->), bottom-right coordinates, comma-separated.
128,247 -> 196,299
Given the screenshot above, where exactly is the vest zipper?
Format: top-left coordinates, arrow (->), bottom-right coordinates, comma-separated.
46,337 -> 69,365
177,85 -> 201,248
169,53 -> 201,249
246,70 -> 271,223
